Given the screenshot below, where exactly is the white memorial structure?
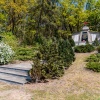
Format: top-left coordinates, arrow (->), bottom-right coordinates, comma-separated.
72,26 -> 100,45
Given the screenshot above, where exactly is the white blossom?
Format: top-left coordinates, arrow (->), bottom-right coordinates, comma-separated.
0,42 -> 14,64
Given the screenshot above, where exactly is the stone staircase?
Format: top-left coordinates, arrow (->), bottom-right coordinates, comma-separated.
0,62 -> 32,85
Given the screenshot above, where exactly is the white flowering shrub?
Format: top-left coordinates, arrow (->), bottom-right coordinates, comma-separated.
0,42 -> 14,65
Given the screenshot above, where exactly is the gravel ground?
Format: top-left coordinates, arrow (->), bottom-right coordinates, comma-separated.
0,52 -> 100,100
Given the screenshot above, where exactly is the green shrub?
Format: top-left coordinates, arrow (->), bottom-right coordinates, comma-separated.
24,34 -> 49,45
14,47 -> 37,61
97,46 -> 100,53
30,38 -> 75,82
23,30 -> 36,45
86,62 -> 100,72
86,54 -> 100,62
29,58 -> 43,82
0,42 -> 14,64
30,40 -> 64,81
93,38 -> 100,46
86,53 -> 100,72
74,44 -> 95,53
69,38 -> 75,47
0,36 -> 3,41
58,39 -> 75,68
34,34 -> 46,45
1,32 -> 18,50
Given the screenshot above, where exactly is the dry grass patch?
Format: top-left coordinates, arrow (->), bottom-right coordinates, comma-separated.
0,52 -> 100,100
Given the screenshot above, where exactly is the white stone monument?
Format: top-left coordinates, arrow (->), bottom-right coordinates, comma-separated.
72,26 -> 100,45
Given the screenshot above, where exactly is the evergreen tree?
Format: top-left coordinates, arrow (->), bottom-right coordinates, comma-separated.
30,38 -> 75,82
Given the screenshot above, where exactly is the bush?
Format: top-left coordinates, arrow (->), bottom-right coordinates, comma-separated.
24,34 -> 47,45
69,38 -> 75,47
29,58 -> 44,82
30,38 -> 75,82
58,39 -> 75,68
93,38 -> 100,46
14,47 -> 37,61
0,36 -> 3,41
1,32 -> 18,50
0,42 -> 14,64
97,46 -> 100,53
30,40 -> 64,82
86,62 -> 100,72
74,44 -> 95,53
86,54 -> 100,72
86,54 -> 100,62
23,30 -> 36,45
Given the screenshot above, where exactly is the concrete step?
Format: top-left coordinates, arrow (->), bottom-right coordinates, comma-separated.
0,62 -> 32,85
0,78 -> 26,85
0,67 -> 29,76
0,72 -> 31,84
0,64 -> 31,71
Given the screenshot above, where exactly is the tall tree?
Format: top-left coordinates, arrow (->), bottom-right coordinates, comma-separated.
87,0 -> 100,31
27,0 -> 62,38
60,0 -> 87,33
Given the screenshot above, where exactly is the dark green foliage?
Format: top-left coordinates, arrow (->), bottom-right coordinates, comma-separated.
97,46 -> 100,53
14,47 -> 37,61
0,36 -> 3,41
58,39 -> 75,68
86,54 -> 100,72
85,44 -> 95,52
68,37 -> 75,47
30,41 -> 64,81
34,34 -> 47,45
86,54 -> 100,62
23,30 -> 36,45
93,38 -> 100,46
86,62 -> 100,72
74,44 -> 95,53
23,33 -> 46,45
26,0 -> 62,40
30,38 -> 75,82
29,58 -> 43,82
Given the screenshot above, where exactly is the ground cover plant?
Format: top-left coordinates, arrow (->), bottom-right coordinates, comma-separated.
74,44 -> 95,53
14,46 -> 38,61
86,54 -> 100,72
86,54 -> 100,62
86,62 -> 100,72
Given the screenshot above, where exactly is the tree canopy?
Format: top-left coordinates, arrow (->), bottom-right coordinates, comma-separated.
0,0 -> 100,44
